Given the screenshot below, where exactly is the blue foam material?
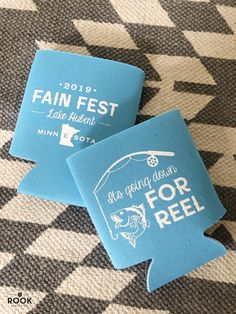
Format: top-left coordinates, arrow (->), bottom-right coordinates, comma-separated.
10,50 -> 144,206
67,110 -> 227,292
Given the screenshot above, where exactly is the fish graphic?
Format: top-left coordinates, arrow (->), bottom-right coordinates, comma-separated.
110,204 -> 150,248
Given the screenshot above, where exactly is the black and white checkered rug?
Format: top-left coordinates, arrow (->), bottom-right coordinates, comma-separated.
0,0 -> 235,313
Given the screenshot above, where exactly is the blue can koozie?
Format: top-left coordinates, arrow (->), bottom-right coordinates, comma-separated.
67,110 -> 227,292
10,50 -> 144,206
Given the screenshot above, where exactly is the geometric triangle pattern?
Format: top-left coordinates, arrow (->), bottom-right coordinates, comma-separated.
0,0 -> 235,313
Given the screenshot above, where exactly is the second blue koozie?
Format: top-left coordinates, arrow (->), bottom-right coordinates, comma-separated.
67,110 -> 227,292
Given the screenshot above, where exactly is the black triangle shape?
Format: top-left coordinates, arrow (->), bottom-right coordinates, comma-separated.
199,150 -> 223,169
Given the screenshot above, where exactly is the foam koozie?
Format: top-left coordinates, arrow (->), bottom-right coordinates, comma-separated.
10,50 -> 144,206
67,109 -> 227,292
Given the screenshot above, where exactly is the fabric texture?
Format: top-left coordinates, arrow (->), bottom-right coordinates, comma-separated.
0,0 -> 235,313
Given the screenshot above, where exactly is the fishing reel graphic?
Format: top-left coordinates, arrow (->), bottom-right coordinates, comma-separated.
147,155 -> 159,167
